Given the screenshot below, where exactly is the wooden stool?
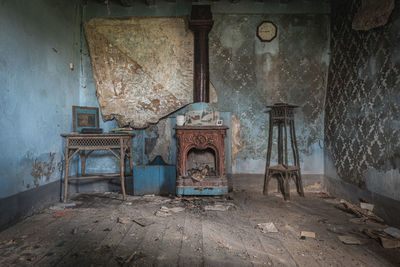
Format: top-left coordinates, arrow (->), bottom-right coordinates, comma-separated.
263,103 -> 304,200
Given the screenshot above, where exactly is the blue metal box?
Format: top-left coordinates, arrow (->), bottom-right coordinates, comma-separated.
133,165 -> 176,196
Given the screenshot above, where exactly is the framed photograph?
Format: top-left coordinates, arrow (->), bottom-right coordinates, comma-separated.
72,106 -> 99,132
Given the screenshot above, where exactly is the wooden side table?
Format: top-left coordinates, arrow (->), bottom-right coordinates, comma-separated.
61,133 -> 135,202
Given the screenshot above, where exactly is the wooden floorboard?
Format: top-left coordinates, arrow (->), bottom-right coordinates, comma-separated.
1,191 -> 399,267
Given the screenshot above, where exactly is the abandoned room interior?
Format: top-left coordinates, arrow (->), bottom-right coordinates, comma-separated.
1,0 -> 400,266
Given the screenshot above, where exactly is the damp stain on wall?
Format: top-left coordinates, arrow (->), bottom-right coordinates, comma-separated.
209,13 -> 329,173
231,115 -> 244,165
325,0 -> 400,199
30,153 -> 57,188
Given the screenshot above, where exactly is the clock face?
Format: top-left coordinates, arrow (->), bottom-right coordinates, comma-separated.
257,21 -> 277,42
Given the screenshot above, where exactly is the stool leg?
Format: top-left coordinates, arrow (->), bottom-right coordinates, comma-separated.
263,169 -> 270,195
284,171 -> 290,201
277,173 -> 284,196
296,170 -> 305,197
264,115 -> 273,196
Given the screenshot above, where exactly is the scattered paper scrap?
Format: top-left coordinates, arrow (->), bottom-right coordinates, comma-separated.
204,203 -> 235,211
338,235 -> 364,245
256,222 -> 278,233
300,231 -> 316,239
118,217 -> 131,224
360,202 -> 374,211
384,227 -> 400,239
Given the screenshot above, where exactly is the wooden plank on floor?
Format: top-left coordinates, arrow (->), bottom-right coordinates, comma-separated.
202,216 -> 251,267
155,211 -> 185,266
51,197 -> 123,266
178,214 -> 204,267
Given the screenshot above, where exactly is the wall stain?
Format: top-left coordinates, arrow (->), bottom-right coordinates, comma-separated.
231,115 -> 244,166
31,153 -> 56,187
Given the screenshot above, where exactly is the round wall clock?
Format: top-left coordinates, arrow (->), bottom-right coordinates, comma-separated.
257,21 -> 277,42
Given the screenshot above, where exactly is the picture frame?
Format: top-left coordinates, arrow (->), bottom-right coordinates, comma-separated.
72,106 -> 100,132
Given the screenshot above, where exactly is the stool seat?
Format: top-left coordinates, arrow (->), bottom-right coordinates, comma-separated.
268,165 -> 300,172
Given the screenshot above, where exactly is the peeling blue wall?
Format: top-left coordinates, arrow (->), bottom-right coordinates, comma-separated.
0,0 -> 82,199
81,0 -> 330,176
0,0 -> 330,202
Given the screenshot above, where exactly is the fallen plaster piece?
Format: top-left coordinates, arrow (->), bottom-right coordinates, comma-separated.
300,231 -> 316,239
231,115 -> 244,166
384,227 -> 400,239
256,222 -> 278,233
338,235 -> 365,245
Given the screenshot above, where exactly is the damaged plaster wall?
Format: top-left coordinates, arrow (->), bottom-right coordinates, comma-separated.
0,0 -> 81,199
84,17 -> 193,128
209,13 -> 330,174
80,0 -> 330,174
325,0 -> 400,201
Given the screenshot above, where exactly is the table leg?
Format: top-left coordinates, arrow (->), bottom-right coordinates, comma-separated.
120,138 -> 126,200
63,146 -> 69,203
80,151 -> 86,176
129,139 -> 133,176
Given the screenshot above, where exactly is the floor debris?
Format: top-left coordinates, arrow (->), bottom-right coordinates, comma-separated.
204,203 -> 235,211
380,237 -> 400,249
338,235 -> 365,245
338,199 -> 384,223
132,218 -> 154,227
384,227 -> 400,239
360,202 -> 374,211
300,231 -> 316,239
155,206 -> 185,217
1,192 -> 399,266
118,217 -> 131,224
319,192 -> 336,199
256,222 -> 278,233
53,210 -> 72,218
49,202 -> 78,211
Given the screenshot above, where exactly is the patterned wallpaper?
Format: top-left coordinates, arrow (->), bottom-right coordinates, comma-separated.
325,0 -> 400,187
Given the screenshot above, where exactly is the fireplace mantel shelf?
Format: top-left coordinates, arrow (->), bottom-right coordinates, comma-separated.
174,125 -> 228,130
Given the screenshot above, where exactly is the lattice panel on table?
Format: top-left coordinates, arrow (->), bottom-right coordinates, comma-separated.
69,138 -> 120,147
325,0 -> 400,186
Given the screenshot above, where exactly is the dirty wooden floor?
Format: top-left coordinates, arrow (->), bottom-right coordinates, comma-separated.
0,191 -> 399,266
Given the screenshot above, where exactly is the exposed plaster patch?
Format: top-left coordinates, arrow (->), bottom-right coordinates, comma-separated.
210,81 -> 218,104
84,17 -> 194,128
146,118 -> 171,164
30,153 -> 56,188
231,115 -> 244,166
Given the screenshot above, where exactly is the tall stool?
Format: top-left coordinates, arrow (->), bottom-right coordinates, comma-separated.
263,103 -> 304,200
